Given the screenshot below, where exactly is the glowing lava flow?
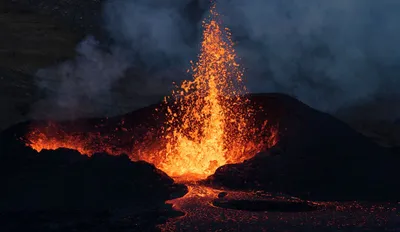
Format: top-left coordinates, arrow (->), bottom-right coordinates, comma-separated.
159,184 -> 399,232
25,4 -> 277,181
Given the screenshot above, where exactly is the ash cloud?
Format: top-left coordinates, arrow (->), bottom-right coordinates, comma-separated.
217,0 -> 400,118
34,0 -> 206,119
34,0 -> 400,121
33,36 -> 130,119
103,0 -> 198,71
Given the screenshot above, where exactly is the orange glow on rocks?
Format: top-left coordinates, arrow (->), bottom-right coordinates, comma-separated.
25,4 -> 277,181
26,122 -> 133,157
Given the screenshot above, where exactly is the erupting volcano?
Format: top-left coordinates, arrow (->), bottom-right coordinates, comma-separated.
25,4 -> 277,181
2,2 -> 399,232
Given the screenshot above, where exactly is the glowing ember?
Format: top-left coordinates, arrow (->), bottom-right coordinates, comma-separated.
157,5 -> 272,179
25,4 -> 277,181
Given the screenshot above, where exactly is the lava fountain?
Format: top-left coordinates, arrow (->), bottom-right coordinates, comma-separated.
157,5 -> 276,179
25,4 -> 277,181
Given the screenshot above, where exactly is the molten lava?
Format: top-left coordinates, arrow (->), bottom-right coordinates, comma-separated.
158,5 -> 273,178
25,4 -> 277,181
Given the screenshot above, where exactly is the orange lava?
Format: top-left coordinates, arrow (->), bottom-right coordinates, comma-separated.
26,121 -> 133,156
156,5 -> 274,179
159,184 -> 399,232
25,4 -> 277,181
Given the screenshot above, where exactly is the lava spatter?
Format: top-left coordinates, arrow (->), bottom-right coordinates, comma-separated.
157,4 -> 274,179
25,3 -> 277,181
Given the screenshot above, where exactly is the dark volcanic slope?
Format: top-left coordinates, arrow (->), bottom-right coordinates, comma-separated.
1,93 -> 399,204
0,147 -> 187,211
206,93 -> 400,201
0,105 -> 187,231
0,99 -> 185,210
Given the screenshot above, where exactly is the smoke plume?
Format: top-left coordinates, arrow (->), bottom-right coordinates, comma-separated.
33,36 -> 130,119
218,0 -> 400,116
35,0 -> 400,120
34,0 -> 204,118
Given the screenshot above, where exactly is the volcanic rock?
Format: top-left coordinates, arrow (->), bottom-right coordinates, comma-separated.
0,147 -> 187,211
1,93 -> 399,204
0,119 -> 186,231
217,192 -> 228,199
212,199 -> 317,212
206,93 -> 400,201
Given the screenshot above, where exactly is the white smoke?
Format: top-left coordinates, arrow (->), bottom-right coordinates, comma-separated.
34,0 -> 202,118
33,36 -> 130,119
217,0 -> 400,114
34,0 -> 400,120
103,0 -> 196,71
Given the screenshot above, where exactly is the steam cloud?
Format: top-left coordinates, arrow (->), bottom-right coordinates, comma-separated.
218,0 -> 400,117
35,0 -> 400,120
103,0 -> 198,71
34,36 -> 130,119
34,0 -> 202,118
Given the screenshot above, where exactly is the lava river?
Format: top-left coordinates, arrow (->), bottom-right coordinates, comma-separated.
158,183 -> 398,231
